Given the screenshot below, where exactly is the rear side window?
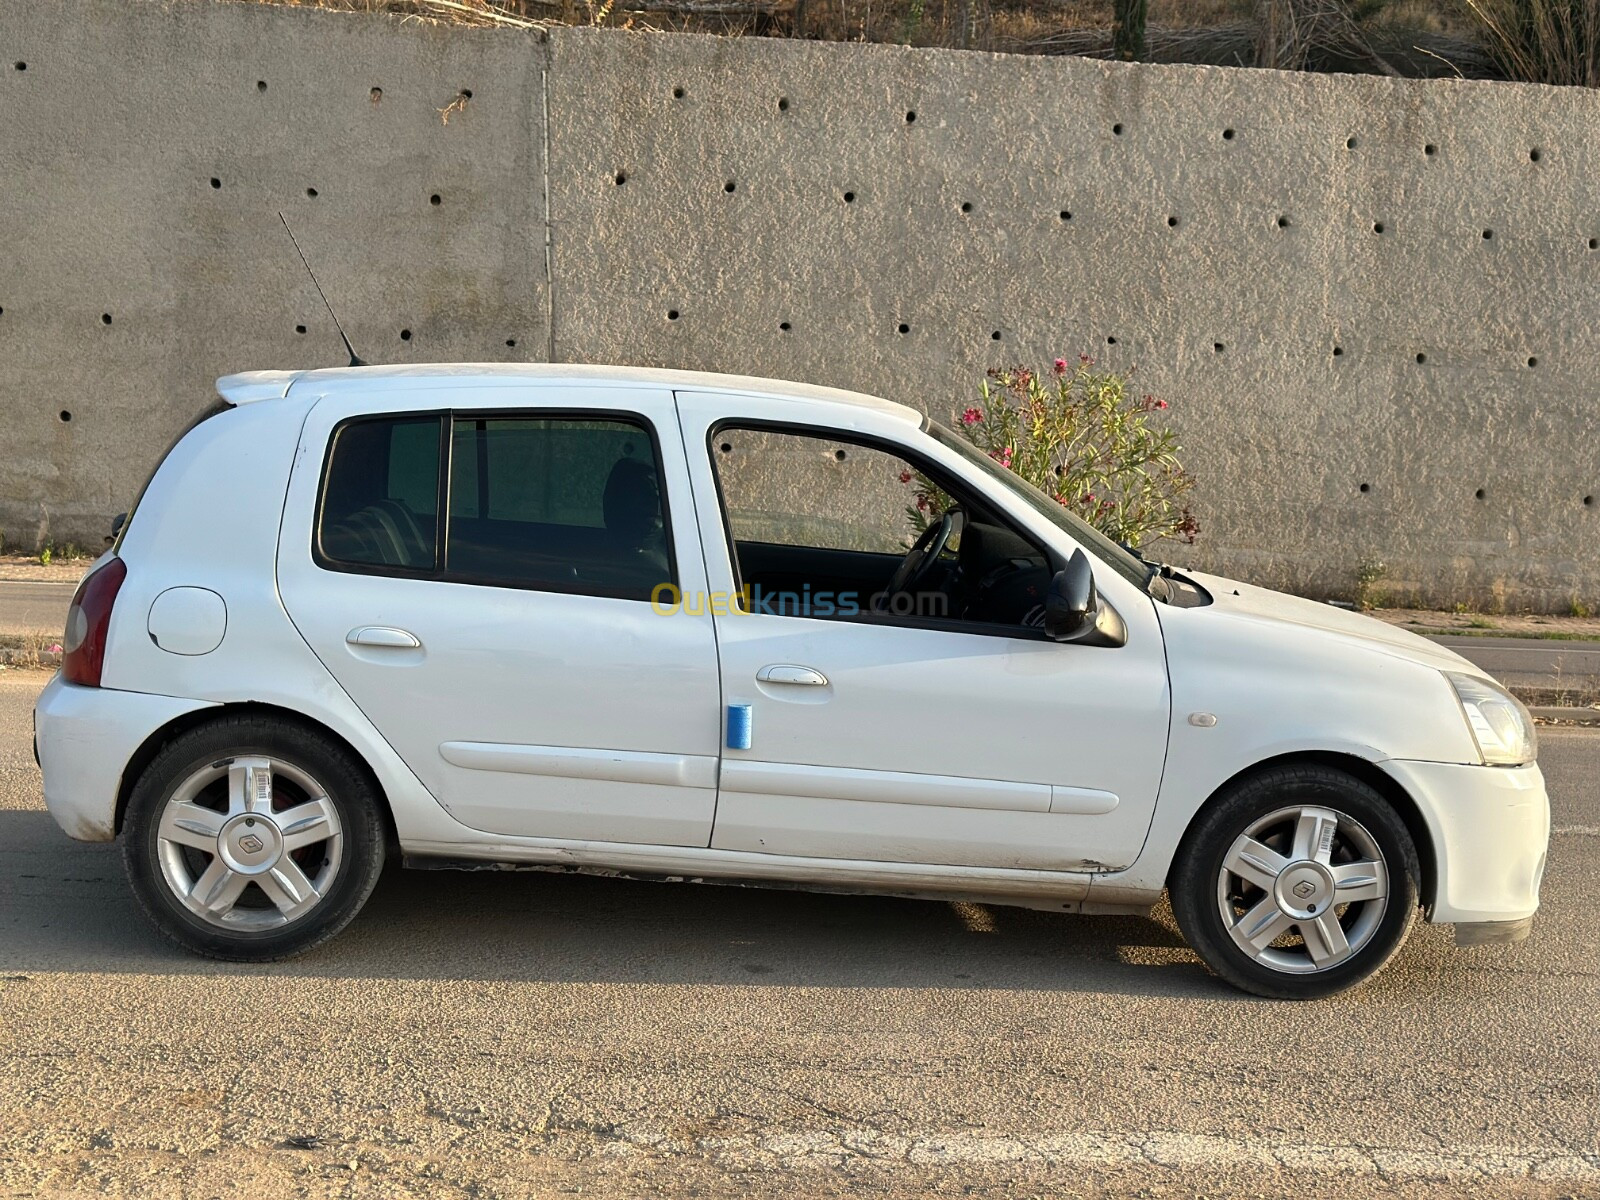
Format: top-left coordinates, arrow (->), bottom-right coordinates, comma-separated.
317,416 -> 442,570
447,417 -> 671,599
315,412 -> 672,601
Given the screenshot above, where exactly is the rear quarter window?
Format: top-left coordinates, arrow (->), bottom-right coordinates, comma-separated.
316,416 -> 443,572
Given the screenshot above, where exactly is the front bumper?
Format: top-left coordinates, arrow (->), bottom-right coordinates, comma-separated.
1381,758 -> 1549,931
33,674 -> 215,842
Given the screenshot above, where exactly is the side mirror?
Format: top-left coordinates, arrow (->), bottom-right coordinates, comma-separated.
1044,549 -> 1098,642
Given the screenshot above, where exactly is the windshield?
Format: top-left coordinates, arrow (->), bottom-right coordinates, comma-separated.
926,419 -> 1153,590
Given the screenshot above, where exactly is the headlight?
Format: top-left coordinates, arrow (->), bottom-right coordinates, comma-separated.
1446,671 -> 1537,766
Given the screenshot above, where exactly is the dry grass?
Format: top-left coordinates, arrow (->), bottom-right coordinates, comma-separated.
0,634 -> 61,672
1461,0 -> 1600,85
217,0 -> 1568,83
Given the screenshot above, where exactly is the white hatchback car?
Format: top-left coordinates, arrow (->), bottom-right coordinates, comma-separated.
35,365 -> 1549,998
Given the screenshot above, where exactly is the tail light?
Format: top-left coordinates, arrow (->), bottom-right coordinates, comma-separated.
62,557 -> 127,687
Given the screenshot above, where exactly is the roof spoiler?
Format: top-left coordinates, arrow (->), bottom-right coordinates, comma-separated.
215,370 -> 300,406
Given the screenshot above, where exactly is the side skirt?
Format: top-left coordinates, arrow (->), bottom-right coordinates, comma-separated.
401,837 -> 1158,915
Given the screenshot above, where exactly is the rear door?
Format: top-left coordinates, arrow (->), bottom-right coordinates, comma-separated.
277,383 -> 722,847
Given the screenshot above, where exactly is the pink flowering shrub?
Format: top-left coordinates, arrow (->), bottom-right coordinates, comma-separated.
906,357 -> 1199,550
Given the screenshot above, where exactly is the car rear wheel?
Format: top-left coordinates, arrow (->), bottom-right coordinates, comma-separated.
122,715 -> 385,960
1170,765 -> 1419,999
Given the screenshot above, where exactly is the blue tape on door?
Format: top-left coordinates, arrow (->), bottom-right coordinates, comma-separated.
726,703 -> 753,750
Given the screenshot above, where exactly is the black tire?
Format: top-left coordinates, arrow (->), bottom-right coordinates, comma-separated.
121,714 -> 386,961
1170,765 -> 1420,1000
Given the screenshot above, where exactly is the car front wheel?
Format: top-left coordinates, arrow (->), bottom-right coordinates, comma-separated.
122,715 -> 386,960
1170,765 -> 1420,1000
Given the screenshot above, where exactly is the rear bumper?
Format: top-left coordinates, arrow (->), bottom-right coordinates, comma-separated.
32,674 -> 214,842
1381,758 -> 1549,928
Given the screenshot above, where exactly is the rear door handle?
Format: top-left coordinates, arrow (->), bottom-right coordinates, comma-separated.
757,664 -> 828,687
346,626 -> 421,649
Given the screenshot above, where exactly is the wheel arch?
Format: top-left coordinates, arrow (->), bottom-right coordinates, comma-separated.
113,701 -> 400,853
1168,750 -> 1438,911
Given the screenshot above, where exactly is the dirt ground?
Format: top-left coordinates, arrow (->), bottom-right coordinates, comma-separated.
0,555 -> 96,585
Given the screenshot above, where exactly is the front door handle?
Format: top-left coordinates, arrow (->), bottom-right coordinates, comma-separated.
346,626 -> 421,649
757,664 -> 828,687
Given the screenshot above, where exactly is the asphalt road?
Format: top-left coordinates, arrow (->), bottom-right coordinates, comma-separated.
1432,635 -> 1600,695
0,672 -> 1596,1199
0,580 -> 75,635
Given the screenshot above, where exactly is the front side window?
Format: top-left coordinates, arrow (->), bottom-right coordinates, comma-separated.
712,425 -> 1053,630
447,417 -> 671,600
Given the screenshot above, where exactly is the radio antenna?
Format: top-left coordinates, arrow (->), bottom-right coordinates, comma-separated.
278,212 -> 366,367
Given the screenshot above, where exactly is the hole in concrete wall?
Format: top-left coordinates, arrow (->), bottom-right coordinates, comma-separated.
834,449 -> 848,462
1358,482 -> 1370,493
672,86 -> 685,99
370,86 -> 382,103
843,191 -> 856,203
960,201 -> 973,214
779,321 -> 791,331
101,313 -> 112,325
257,80 -> 267,92
13,61 -> 25,72
306,187 -> 319,198
1277,215 -> 1290,228
430,193 -> 441,206
1213,342 -> 1225,353
1059,210 -> 1072,221
905,110 -> 917,123
1590,238 -> 1598,250
506,338 -> 517,347
777,97 -> 789,111
1482,228 -> 1493,239
1415,352 -> 1427,364
719,442 -> 733,454
1585,495 -> 1595,507
1106,335 -> 1118,345
400,328 -> 412,341
1346,136 -> 1357,149
1167,215 -> 1179,227
210,177 -> 221,189
1527,355 -> 1539,367
667,309 -> 680,320
1112,122 -> 1124,135
1475,488 -> 1486,500
614,171 -> 626,185
724,180 -> 737,194
1530,147 -> 1542,162
1425,143 -> 1437,156
1222,128 -> 1235,140
1332,345 -> 1343,357
460,89 -> 473,100
991,330 -> 1002,341
58,410 -> 71,423
295,324 -> 307,334
1373,221 -> 1385,234
897,323 -> 910,334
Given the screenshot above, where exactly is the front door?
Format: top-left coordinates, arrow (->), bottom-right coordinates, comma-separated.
277,383 -> 722,847
676,394 -> 1171,872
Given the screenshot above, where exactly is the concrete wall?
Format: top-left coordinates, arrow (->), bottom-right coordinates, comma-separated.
2,2 -> 1597,610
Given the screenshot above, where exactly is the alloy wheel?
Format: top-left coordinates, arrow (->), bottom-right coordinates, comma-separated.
1214,804 -> 1390,975
155,755 -> 344,930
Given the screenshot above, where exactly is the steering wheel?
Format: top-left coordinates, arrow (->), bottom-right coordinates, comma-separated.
876,507 -> 965,612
